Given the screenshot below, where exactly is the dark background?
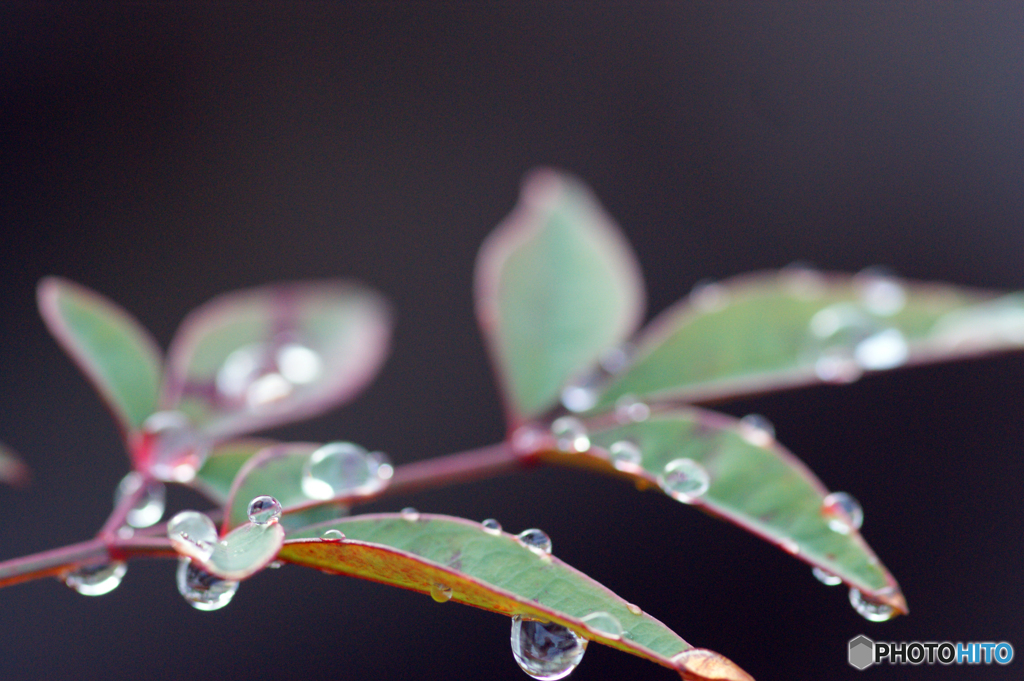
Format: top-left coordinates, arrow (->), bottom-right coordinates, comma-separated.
1,3 -> 1021,680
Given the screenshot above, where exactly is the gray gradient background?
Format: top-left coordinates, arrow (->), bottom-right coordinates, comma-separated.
1,4 -> 1021,680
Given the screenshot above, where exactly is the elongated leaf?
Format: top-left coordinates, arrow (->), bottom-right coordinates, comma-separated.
529,406 -> 906,615
162,280 -> 392,440
222,442 -> 391,531
191,438 -> 278,504
596,270 -> 1009,408
37,277 -> 163,433
0,441 -> 30,487
476,169 -> 645,423
281,513 -> 753,680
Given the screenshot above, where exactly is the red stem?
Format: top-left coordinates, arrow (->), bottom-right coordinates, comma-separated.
384,441 -> 529,497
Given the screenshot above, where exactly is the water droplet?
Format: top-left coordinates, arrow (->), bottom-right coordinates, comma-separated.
301,442 -> 389,500
814,350 -> 864,384
561,379 -> 599,413
511,425 -> 547,456
517,528 -> 552,555
481,518 -> 503,535
276,342 -> 323,384
806,303 -> 881,384
176,558 -> 239,611
430,582 -> 453,603
854,328 -> 908,370
608,440 -> 642,470
167,510 -> 219,562
580,611 -> 623,639
856,268 -> 906,317
812,567 -> 842,586
114,472 -> 166,528
64,562 -> 127,596
216,340 -> 323,410
849,588 -> 896,622
322,529 -> 345,541
626,603 -> 642,616
738,414 -> 775,447
401,507 -> 420,522
551,417 -> 589,452
614,394 -> 650,423
690,280 -> 730,312
822,492 -> 863,534
658,458 -> 710,503
780,538 -> 800,555
267,560 -> 284,569
139,411 -> 209,483
510,616 -> 587,681
247,495 -> 282,525
598,343 -> 634,374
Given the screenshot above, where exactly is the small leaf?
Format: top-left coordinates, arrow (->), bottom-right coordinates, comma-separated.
222,442 -> 390,531
475,169 -> 645,423
597,270 -> 1006,408
162,280 -> 392,440
533,406 -> 906,615
37,277 -> 163,433
201,521 -> 285,581
280,513 -> 752,679
0,441 -> 30,487
191,438 -> 278,505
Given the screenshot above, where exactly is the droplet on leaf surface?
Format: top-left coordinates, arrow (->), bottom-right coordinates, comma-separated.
481,518 -> 503,535
580,611 -> 623,639
738,414 -> 775,446
510,616 -> 587,681
321,529 -> 345,541
114,471 -> 165,528
517,528 -> 552,555
812,566 -> 842,586
301,442 -> 389,500
176,558 -> 239,611
64,562 -> 127,596
247,495 -> 282,525
849,587 -> 896,622
822,492 -> 863,534
167,511 -> 219,562
400,507 -> 420,522
614,394 -> 650,423
658,458 -> 710,503
430,583 -> 453,603
215,340 -> 323,409
608,440 -> 642,470
551,417 -> 589,452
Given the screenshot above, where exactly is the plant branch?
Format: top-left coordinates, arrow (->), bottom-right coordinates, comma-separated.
0,535 -> 176,589
383,440 -> 532,498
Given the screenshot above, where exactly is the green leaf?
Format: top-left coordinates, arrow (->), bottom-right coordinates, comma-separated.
37,277 -> 163,434
280,513 -> 753,680
162,280 -> 392,440
535,407 -> 906,615
475,169 -> 645,423
202,521 -> 285,581
191,438 -> 278,505
596,270 -> 1007,408
222,442 -> 391,531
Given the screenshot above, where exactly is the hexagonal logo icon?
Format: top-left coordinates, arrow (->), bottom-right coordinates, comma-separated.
849,635 -> 875,670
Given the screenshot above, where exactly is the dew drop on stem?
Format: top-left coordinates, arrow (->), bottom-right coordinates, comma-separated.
114,471 -> 165,528
64,562 -> 127,596
510,616 -> 587,681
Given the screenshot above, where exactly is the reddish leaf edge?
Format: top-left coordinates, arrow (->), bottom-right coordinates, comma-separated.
279,512 -> 753,681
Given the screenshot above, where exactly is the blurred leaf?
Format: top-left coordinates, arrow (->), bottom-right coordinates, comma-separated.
37,277 -> 163,433
162,280 -> 392,440
0,441 -> 30,487
281,513 -> 752,680
535,406 -> 906,615
475,169 -> 645,423
222,442 -> 390,531
597,270 -> 1007,408
191,438 -> 278,505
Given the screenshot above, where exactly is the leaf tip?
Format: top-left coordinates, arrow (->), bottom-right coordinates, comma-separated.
673,649 -> 755,681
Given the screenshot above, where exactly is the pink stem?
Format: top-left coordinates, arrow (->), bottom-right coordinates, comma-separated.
384,441 -> 530,497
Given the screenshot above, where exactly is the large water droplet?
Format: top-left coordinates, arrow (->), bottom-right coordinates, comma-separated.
167,510 -> 219,562
517,529 -> 552,555
849,588 -> 896,622
738,414 -> 775,447
301,442 -> 390,500
812,566 -> 842,586
140,411 -> 209,483
658,458 -> 710,503
854,328 -> 908,370
856,268 -> 906,317
481,518 -> 503,535
430,582 -> 453,603
822,492 -> 863,534
247,496 -> 282,525
114,472 -> 165,528
614,394 -> 650,423
551,417 -> 589,453
580,611 -> 623,640
65,562 -> 127,596
608,440 -> 642,471
511,616 -> 587,681
176,558 -> 239,611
